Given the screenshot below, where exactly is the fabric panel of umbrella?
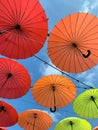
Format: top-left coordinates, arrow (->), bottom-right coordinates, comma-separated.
0,127 -> 7,130
73,89 -> 98,118
18,109 -> 52,130
0,58 -> 31,99
32,75 -> 76,112
48,12 -> 98,73
54,117 -> 92,130
93,126 -> 98,130
0,0 -> 48,59
0,100 -> 18,127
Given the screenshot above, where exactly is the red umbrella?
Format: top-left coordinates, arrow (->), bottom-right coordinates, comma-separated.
0,58 -> 31,99
0,0 -> 48,59
0,100 -> 18,127
0,127 -> 7,130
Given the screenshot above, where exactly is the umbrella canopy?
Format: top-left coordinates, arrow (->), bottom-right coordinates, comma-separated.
48,12 -> 98,73
0,58 -> 31,99
73,89 -> 98,118
0,0 -> 48,59
18,109 -> 52,130
54,117 -> 92,130
32,75 -> 76,112
93,126 -> 98,130
0,127 -> 7,130
0,100 -> 18,127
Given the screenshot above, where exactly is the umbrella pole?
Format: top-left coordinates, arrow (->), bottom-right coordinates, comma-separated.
32,113 -> 37,130
72,43 -> 91,58
90,96 -> 98,109
69,121 -> 74,130
50,86 -> 56,112
0,106 -> 5,112
0,24 -> 21,34
0,73 -> 12,89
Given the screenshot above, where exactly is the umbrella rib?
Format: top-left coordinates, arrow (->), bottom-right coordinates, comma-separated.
75,50 -> 85,72
20,30 -> 46,45
56,88 -> 75,105
20,0 -> 39,23
19,0 -> 30,22
53,21 -> 70,42
79,25 -> 98,41
49,32 -> 70,42
62,51 -> 73,72
7,0 -> 17,20
62,18 -> 73,41
69,14 -> 74,41
6,32 -> 19,58
0,75 -> 12,90
37,116 -> 46,129
22,10 -> 47,25
48,47 -> 68,66
24,19 -> 48,27
74,12 -> 79,40
78,15 -> 97,39
0,0 -> 14,21
0,10 -> 13,23
76,13 -> 88,38
13,0 -> 19,23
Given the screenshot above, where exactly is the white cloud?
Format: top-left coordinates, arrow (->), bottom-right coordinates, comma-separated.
80,0 -> 90,12
91,1 -> 98,10
80,0 -> 98,13
78,72 -> 95,86
76,65 -> 98,87
43,110 -> 61,122
40,61 -> 62,76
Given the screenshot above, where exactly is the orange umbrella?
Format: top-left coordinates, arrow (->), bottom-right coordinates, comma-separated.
18,109 -> 52,130
48,12 -> 98,73
32,75 -> 76,112
93,126 -> 98,130
0,100 -> 18,127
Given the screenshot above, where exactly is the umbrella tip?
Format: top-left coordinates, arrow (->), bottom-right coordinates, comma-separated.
7,73 -> 12,79
0,106 -> 5,112
34,113 -> 37,118
69,120 -> 74,126
14,24 -> 21,30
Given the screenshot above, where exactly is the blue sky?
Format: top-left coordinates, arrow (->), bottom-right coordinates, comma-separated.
1,0 -> 98,129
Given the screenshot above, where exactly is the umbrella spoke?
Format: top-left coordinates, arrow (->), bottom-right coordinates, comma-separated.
0,73 -> 12,90
90,96 -> 98,109
69,121 -> 74,130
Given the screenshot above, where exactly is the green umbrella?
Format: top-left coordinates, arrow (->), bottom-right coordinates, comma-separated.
73,89 -> 98,118
54,117 -> 92,130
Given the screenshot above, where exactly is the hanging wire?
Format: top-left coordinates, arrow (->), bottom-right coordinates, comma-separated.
34,55 -> 95,90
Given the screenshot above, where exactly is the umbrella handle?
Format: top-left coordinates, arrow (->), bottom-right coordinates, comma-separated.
50,106 -> 56,112
82,50 -> 91,58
